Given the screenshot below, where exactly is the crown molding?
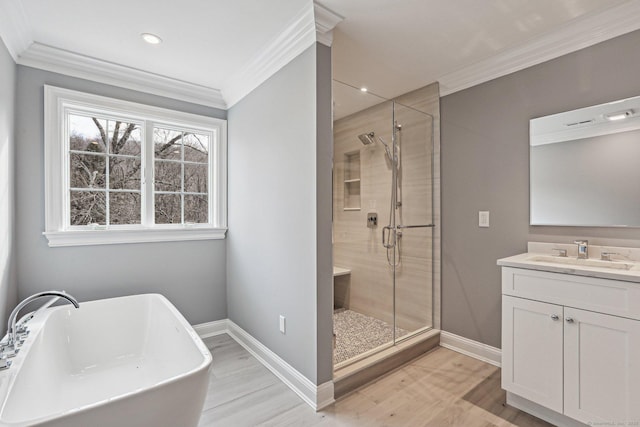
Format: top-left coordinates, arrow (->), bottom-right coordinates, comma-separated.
1,1 -> 337,109
221,4 -> 316,108
4,1 -> 639,108
1,1 -> 334,111
222,1 -> 343,108
17,43 -> 226,109
0,0 -> 32,61
314,2 -> 344,47
439,1 -> 640,96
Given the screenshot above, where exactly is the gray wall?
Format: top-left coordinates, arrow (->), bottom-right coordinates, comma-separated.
0,39 -> 17,334
315,44 -> 333,384
15,66 -> 228,325
441,29 -> 640,348
227,44 -> 333,384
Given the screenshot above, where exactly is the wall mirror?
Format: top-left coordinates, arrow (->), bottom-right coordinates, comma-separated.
530,95 -> 640,227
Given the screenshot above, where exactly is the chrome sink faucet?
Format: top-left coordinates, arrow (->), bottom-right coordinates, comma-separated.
1,291 -> 79,363
574,240 -> 589,259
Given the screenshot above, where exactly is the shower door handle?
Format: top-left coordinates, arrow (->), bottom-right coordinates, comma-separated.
382,226 -> 395,249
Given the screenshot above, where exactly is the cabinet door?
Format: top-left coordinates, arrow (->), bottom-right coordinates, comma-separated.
564,307 -> 640,424
502,295 -> 564,413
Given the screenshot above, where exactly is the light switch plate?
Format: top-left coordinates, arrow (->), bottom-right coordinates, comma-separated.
479,211 -> 490,227
279,315 -> 286,334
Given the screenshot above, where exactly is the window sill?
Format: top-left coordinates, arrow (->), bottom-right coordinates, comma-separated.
43,227 -> 227,247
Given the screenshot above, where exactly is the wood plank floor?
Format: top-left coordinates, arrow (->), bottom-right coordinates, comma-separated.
198,334 -> 552,427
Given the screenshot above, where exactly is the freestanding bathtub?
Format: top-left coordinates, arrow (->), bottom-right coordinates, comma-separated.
0,294 -> 212,427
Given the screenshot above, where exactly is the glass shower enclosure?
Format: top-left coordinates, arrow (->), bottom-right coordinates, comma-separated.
332,80 -> 435,368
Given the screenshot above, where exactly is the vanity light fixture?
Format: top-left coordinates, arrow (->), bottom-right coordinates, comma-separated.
605,109 -> 634,121
141,33 -> 163,45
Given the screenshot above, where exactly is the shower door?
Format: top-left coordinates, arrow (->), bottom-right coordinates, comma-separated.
391,101 -> 434,340
332,80 -> 434,368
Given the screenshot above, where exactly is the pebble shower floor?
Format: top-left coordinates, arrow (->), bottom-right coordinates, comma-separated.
333,309 -> 408,364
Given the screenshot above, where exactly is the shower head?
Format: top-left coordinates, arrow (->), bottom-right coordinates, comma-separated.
374,136 -> 394,163
358,131 -> 395,166
358,132 -> 376,145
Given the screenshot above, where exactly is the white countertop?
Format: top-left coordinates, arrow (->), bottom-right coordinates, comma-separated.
498,252 -> 640,283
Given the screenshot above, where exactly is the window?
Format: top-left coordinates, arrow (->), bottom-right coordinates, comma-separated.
68,114 -> 143,226
44,86 -> 227,247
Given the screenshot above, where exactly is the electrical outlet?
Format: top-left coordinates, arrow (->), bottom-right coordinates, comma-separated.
479,211 -> 490,227
279,315 -> 286,334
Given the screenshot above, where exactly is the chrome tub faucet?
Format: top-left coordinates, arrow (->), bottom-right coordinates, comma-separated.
0,291 -> 79,367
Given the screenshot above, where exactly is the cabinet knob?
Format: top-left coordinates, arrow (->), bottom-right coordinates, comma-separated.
551,314 -> 559,321
565,317 -> 575,323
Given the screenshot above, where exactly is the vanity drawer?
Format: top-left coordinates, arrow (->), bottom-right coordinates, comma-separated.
502,267 -> 640,320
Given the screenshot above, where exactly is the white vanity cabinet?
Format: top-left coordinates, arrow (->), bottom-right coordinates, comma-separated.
502,295 -> 563,413
501,266 -> 640,426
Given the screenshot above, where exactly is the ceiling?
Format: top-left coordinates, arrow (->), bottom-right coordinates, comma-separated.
1,0 -> 640,110
19,0 -> 308,91
326,0 -> 633,99
0,0 -> 315,107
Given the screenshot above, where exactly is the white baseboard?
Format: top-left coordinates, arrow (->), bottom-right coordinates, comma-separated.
440,331 -> 502,367
193,319 -> 334,411
192,319 -> 228,338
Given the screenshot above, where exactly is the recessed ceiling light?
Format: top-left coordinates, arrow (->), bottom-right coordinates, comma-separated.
141,33 -> 162,45
360,87 -> 368,92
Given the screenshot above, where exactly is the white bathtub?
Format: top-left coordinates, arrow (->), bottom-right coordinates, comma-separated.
0,294 -> 212,427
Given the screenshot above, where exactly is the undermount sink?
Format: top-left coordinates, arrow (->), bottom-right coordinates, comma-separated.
529,255 -> 635,271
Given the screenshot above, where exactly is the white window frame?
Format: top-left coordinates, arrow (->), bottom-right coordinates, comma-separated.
43,85 -> 227,247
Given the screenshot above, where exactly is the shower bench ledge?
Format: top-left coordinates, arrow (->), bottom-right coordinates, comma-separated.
333,267 -> 351,277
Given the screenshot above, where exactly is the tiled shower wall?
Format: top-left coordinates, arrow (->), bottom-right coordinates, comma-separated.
333,83 -> 441,332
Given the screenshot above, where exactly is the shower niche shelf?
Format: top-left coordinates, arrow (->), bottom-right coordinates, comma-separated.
344,151 -> 361,211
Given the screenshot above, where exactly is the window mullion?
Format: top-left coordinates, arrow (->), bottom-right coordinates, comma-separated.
62,110 -> 71,229
181,132 -> 185,224
143,122 -> 155,226
210,129 -> 216,226
105,120 -> 111,226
